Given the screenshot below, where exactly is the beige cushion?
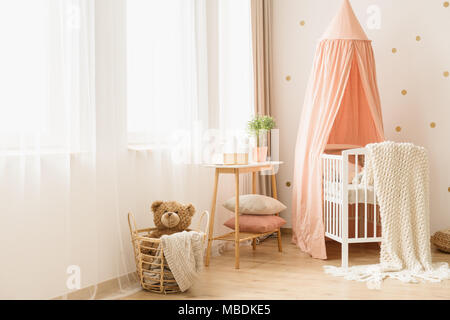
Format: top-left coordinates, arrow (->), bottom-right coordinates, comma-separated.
222,194 -> 286,215
224,215 -> 286,233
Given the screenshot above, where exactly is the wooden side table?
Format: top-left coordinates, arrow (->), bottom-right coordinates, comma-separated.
203,161 -> 283,269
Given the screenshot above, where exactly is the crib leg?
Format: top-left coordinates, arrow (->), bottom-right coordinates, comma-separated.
341,242 -> 349,268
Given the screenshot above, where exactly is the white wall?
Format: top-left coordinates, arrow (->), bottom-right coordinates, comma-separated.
272,0 -> 450,232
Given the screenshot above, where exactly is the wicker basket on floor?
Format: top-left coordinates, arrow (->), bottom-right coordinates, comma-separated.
127,211 -> 209,294
431,229 -> 450,253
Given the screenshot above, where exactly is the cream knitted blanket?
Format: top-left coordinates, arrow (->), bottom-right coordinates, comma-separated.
325,142 -> 450,289
160,231 -> 205,292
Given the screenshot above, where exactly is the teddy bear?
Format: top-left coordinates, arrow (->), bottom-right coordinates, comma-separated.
148,200 -> 196,238
140,201 -> 196,273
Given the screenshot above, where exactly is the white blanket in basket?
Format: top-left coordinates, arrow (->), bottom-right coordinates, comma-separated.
160,231 -> 205,292
325,141 -> 450,288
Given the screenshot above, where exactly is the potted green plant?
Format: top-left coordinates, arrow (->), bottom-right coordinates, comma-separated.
247,115 -> 276,162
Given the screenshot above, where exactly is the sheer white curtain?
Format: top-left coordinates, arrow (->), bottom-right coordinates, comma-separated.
0,0 -> 95,153
0,0 -> 138,299
206,0 -> 255,255
126,0 -> 211,247
0,0 -> 99,299
127,0 -> 255,256
127,0 -> 208,150
218,0 -> 254,134
126,0 -> 224,259
0,0 -> 255,299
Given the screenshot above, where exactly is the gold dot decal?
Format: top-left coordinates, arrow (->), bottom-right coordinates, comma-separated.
430,122 -> 436,128
285,75 -> 291,81
444,71 -> 449,77
392,48 -> 397,54
416,36 -> 421,41
401,89 -> 408,95
444,2 -> 449,8
395,126 -> 402,132
286,181 -> 291,187
299,20 -> 305,26
448,187 -> 450,192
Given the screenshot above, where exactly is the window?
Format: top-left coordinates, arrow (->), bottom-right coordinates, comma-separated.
126,0 -> 254,151
127,0 -> 207,146
0,0 -> 95,154
218,0 -> 254,133
0,0 -> 49,151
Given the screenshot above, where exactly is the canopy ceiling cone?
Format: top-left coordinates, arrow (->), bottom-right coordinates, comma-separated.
321,0 -> 369,40
291,0 -> 385,259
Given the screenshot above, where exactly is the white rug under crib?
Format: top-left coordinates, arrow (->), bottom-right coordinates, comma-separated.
324,142 -> 450,289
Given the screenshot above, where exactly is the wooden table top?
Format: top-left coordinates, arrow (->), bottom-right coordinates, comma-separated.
202,161 -> 283,169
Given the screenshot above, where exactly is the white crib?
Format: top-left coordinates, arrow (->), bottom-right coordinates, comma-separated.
321,148 -> 382,268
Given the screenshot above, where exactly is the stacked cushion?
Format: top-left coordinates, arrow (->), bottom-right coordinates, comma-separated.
222,194 -> 287,233
222,194 -> 286,215
224,215 -> 286,233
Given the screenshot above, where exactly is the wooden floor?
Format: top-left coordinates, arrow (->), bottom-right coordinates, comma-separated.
124,235 -> 450,300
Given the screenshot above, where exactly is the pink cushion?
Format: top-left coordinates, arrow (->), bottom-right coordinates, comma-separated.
224,215 -> 286,233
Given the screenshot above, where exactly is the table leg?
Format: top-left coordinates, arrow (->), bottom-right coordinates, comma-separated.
234,168 -> 240,269
271,171 -> 282,252
205,169 -> 219,266
252,171 -> 257,251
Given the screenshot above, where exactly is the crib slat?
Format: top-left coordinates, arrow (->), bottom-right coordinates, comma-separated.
329,158 -> 332,235
326,158 -> 329,234
333,159 -> 336,236
364,154 -> 368,239
336,159 -> 339,237
324,159 -> 330,232
338,159 -> 341,238
331,159 -> 334,235
331,158 -> 334,235
340,160 -> 343,238
323,158 -> 325,227
341,152 -> 349,268
355,155 -> 358,239
337,159 -> 339,238
327,158 -> 330,234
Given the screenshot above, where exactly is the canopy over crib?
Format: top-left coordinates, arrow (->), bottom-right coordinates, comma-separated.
291,0 -> 385,259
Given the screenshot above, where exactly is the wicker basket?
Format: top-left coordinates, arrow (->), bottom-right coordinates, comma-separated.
431,229 -> 450,253
127,211 -> 209,294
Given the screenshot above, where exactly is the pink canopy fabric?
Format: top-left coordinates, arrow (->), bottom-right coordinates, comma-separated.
291,0 -> 385,259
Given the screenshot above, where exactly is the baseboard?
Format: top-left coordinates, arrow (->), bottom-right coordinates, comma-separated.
52,272 -> 140,300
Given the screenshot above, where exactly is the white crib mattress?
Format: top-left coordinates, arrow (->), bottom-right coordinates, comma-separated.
324,181 -> 376,205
